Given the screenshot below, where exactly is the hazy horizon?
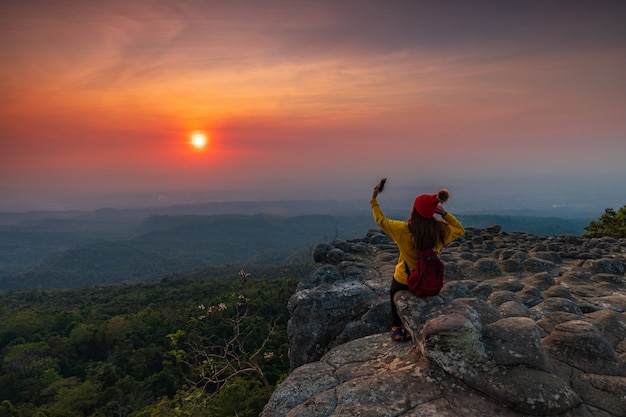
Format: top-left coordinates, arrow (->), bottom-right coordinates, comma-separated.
2,1 -> 625,214
1,174 -> 622,221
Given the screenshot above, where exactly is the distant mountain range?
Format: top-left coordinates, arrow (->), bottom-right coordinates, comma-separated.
0,201 -> 592,290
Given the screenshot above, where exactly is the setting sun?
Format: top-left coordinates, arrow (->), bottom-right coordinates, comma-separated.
190,132 -> 208,149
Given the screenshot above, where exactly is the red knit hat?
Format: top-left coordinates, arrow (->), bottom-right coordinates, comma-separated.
413,189 -> 450,218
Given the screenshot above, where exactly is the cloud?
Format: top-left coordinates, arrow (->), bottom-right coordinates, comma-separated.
1,0 -> 625,211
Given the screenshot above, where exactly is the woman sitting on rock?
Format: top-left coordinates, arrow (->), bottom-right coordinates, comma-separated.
371,180 -> 465,341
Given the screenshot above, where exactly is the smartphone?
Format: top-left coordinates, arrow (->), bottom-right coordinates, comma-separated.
378,178 -> 387,193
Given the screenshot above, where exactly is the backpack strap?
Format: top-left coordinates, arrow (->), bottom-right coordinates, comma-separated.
405,249 -> 429,275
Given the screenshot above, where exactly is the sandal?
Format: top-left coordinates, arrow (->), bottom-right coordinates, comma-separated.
391,326 -> 411,341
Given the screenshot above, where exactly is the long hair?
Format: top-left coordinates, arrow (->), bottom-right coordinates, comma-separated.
408,209 -> 449,250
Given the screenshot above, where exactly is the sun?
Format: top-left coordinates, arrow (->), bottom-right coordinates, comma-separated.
189,132 -> 208,149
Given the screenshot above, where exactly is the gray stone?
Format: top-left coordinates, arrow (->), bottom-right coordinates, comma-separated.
350,241 -> 370,253
367,232 -> 390,244
474,258 -> 502,277
313,243 -> 335,263
420,303 -> 486,377
583,258 -> 625,275
297,264 -> 342,291
268,225 -> 626,417
584,309 -> 626,353
470,282 -> 493,300
487,290 -> 519,306
440,280 -> 473,299
464,367 -> 581,415
536,311 -> 585,335
335,296 -> 390,344
458,251 -> 477,261
516,286 -> 544,307
524,257 -> 556,273
326,248 -> 345,263
287,280 -> 376,369
498,299 -> 531,318
542,320 -> 622,375
590,273 -> 624,285
337,260 -> 371,281
572,373 -> 626,416
442,261 -> 464,280
261,361 -> 338,417
543,285 -> 574,300
482,276 -> 525,292
530,297 -> 583,319
483,317 -> 551,369
524,272 -> 557,290
532,251 -> 564,264
500,257 -> 524,273
450,298 -> 501,326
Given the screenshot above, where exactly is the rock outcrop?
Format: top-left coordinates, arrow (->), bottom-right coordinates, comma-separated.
263,226 -> 626,417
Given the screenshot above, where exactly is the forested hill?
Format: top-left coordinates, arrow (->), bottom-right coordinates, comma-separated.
0,214 -> 370,290
0,210 -> 590,290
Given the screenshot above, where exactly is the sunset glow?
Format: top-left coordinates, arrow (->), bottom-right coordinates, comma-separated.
0,1 -> 625,212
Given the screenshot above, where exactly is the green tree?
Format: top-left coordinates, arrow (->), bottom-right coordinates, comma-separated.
166,270 -> 286,416
45,380 -> 102,417
1,341 -> 60,404
205,377 -> 269,417
3,309 -> 46,341
0,400 -> 19,417
583,204 -> 626,238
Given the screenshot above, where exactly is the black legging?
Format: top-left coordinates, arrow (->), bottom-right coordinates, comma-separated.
389,277 -> 409,327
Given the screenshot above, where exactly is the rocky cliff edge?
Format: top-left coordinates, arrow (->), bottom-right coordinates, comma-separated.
261,225 -> 626,417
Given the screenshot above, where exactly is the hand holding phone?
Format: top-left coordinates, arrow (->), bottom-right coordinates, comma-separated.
377,178 -> 387,193
372,177 -> 387,200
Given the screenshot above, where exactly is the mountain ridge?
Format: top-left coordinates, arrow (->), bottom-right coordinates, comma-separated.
1,211 -> 591,290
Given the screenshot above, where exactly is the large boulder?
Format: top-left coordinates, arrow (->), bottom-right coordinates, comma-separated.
287,279 -> 376,368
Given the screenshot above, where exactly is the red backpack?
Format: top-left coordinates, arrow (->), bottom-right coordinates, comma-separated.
405,249 -> 444,297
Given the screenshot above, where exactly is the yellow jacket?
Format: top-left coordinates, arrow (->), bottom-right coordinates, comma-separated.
371,198 -> 465,284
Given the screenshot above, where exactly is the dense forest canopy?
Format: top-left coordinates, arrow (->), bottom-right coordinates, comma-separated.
0,264 -> 301,417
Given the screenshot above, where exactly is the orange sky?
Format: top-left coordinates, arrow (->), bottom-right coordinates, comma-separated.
1,1 -> 625,211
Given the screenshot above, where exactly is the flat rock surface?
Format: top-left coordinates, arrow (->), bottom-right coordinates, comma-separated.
264,227 -> 626,417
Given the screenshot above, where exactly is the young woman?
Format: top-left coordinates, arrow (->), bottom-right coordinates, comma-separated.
370,181 -> 465,341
